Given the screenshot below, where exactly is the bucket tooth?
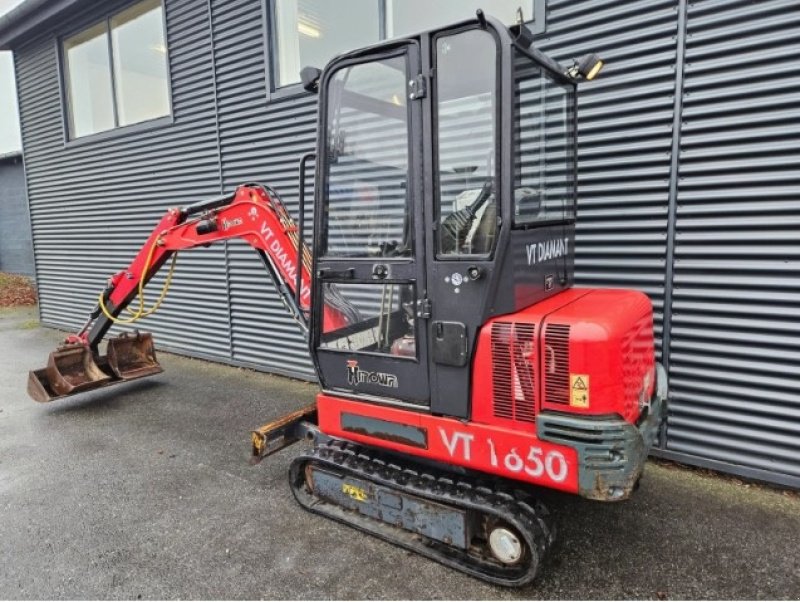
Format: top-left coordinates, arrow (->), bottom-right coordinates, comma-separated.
106,332 -> 163,381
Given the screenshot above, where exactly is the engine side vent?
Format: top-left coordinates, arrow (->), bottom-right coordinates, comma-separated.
544,323 -> 570,405
491,321 -> 536,423
621,313 -> 653,412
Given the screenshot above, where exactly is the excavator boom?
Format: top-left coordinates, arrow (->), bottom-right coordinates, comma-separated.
28,183 -> 349,402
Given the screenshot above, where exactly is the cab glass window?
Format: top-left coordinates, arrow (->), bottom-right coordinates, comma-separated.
434,28 -> 498,257
323,55 -> 411,258
320,283 -> 416,358
513,48 -> 576,225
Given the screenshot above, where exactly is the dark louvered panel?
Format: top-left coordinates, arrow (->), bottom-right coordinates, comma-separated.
490,321 -> 537,423
490,322 -> 514,419
664,0 -> 800,486
543,323 -> 570,405
0,158 -> 33,276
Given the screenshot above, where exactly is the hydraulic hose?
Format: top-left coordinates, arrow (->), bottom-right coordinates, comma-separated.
97,237 -> 178,324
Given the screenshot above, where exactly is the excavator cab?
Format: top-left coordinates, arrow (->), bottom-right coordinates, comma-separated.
309,14 -> 577,417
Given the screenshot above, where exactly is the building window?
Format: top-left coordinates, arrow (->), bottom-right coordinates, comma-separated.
62,0 -> 170,139
270,0 -> 536,90
386,0 -> 531,38
273,0 -> 381,88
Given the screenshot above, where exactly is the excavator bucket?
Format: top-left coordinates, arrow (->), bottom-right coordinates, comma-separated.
27,345 -> 112,403
26,332 -> 163,403
106,332 -> 163,381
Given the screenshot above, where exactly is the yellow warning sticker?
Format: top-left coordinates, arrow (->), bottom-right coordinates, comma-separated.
342,483 -> 368,502
570,374 -> 590,408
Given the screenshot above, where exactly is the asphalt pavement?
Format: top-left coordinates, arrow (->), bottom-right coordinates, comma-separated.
1,306 -> 798,599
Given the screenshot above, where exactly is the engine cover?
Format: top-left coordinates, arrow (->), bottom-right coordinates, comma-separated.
471,288 -> 656,428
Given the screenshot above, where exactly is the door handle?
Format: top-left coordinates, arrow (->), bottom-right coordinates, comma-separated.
317,267 -> 355,280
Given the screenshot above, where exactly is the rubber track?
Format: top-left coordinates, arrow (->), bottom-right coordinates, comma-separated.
290,439 -> 556,587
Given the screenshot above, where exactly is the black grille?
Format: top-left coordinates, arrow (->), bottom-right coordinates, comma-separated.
544,323 -> 570,405
491,322 -> 536,422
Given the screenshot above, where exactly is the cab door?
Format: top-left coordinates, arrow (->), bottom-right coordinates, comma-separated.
312,42 -> 430,405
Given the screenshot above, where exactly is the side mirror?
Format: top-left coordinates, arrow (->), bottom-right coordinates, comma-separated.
300,66 -> 322,93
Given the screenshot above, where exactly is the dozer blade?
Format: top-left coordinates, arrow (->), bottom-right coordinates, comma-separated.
27,345 -> 113,403
106,332 -> 163,381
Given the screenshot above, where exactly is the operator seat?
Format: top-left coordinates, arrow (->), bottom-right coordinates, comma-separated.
468,198 -> 497,254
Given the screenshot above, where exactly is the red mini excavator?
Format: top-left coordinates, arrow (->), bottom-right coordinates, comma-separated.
28,12 -> 666,587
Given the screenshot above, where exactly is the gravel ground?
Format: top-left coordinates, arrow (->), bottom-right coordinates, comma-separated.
1,306 -> 799,599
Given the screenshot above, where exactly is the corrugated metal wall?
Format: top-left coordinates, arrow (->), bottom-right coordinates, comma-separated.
539,0 -> 679,355
211,0 -> 315,377
661,0 -> 800,488
0,156 -> 35,276
17,0 -> 232,361
13,0 -> 800,487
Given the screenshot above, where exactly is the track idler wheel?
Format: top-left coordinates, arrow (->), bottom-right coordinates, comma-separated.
487,521 -> 526,565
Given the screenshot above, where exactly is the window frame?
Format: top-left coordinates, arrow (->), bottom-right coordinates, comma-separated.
318,281 -> 420,361
264,0 -> 543,101
57,0 -> 174,146
510,43 -> 578,230
264,0 -> 388,101
318,46 -> 415,260
431,23 -> 503,261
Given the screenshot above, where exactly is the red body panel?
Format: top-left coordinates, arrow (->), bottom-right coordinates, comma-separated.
472,288 -> 655,430
318,394 -> 580,494
317,288 -> 655,493
538,288 -> 655,423
471,288 -> 590,430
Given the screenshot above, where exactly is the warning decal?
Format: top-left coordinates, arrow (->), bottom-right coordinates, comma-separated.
570,374 -> 590,408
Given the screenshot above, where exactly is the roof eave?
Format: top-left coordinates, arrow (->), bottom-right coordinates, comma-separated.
0,151 -> 23,162
0,0 -> 85,50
